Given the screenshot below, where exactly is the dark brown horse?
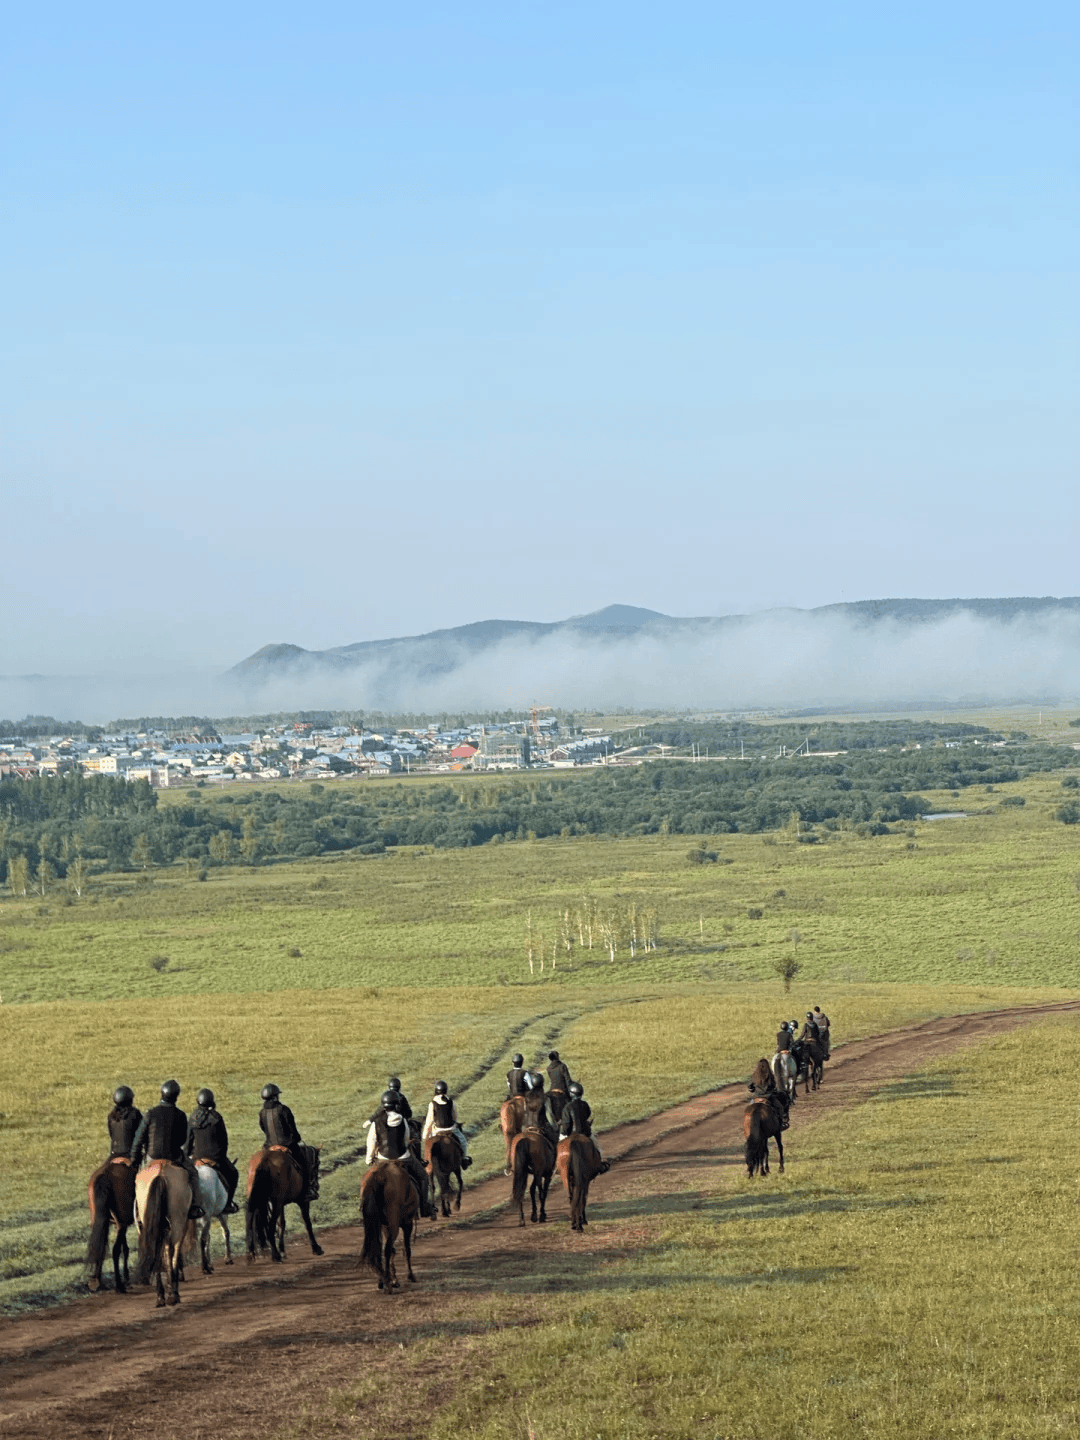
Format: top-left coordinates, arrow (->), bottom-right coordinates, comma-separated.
510,1129 -> 555,1226
744,1094 -> 790,1177
134,1160 -> 192,1307
245,1147 -> 323,1263
794,1040 -> 825,1093
426,1133 -> 464,1218
556,1135 -> 603,1232
360,1160 -> 418,1291
85,1158 -> 136,1293
500,1096 -> 525,1173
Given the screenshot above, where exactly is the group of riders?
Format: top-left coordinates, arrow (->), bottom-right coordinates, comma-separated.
775,1006 -> 832,1068
746,1004 -> 833,1134
101,1046 -> 607,1226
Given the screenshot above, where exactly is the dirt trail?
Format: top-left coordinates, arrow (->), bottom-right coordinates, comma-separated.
2,999 -> 1078,1440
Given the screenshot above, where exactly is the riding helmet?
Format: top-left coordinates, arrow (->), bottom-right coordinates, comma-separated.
511,1053 -> 524,1067
569,1082 -> 584,1098
387,1076 -> 402,1091
806,1012 -> 814,1019
381,1090 -> 399,1110
434,1080 -> 448,1095
113,1085 -> 134,1107
160,1079 -> 181,1102
196,1088 -> 215,1109
261,1083 -> 281,1101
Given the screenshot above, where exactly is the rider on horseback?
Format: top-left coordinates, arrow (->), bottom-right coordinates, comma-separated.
506,1053 -> 528,1096
558,1081 -> 610,1172
798,1012 -> 820,1045
813,1006 -> 831,1058
259,1083 -> 318,1201
129,1080 -> 204,1218
421,1081 -> 473,1168
546,1050 -> 574,1122
107,1086 -> 142,1161
775,1020 -> 794,1055
365,1091 -> 435,1217
186,1088 -> 240,1213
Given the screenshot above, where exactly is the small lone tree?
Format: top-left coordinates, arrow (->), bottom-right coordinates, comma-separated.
772,955 -> 803,993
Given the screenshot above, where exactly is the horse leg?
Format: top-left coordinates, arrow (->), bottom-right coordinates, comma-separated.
453,1165 -> 462,1212
168,1244 -> 182,1306
538,1172 -> 551,1224
221,1215 -> 234,1264
155,1265 -> 167,1308
297,1199 -> 324,1256
201,1217 -> 214,1275
268,1202 -> 284,1263
112,1226 -> 128,1296
402,1219 -> 417,1284
384,1230 -> 398,1291
776,1129 -> 785,1173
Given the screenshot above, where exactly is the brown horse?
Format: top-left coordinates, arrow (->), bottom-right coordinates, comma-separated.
794,1039 -> 825,1092
556,1135 -> 604,1232
245,1147 -> 323,1263
85,1158 -> 136,1293
749,1057 -> 776,1094
500,1096 -> 525,1173
426,1133 -> 464,1218
134,1160 -> 192,1307
360,1160 -> 418,1291
744,1094 -> 791,1177
510,1129 -> 555,1226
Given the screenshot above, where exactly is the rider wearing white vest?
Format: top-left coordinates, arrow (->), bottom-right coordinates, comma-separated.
421,1081 -> 472,1168
365,1092 -> 434,1217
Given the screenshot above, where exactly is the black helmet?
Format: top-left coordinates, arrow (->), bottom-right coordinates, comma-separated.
512,1053 -> 524,1067
160,1079 -> 181,1102
548,1050 -> 560,1061
381,1090 -> 399,1110
806,1012 -> 814,1019
261,1083 -> 281,1101
568,1081 -> 584,1098
113,1085 -> 134,1107
434,1080 -> 448,1095
196,1088 -> 215,1109
387,1076 -> 401,1091
529,1071 -> 544,1088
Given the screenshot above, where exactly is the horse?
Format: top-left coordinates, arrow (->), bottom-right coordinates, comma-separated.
245,1146 -> 323,1263
426,1132 -> 464,1218
134,1160 -> 192,1307
744,1094 -> 790,1177
85,1158 -> 136,1293
795,1039 -> 825,1092
556,1134 -> 603,1232
510,1128 -> 555,1227
500,1096 -> 525,1174
771,1050 -> 797,1102
192,1161 -> 235,1273
749,1057 -> 776,1094
360,1160 -> 418,1291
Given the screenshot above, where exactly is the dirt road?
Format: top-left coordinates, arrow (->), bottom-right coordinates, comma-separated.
2,1000 -> 1077,1440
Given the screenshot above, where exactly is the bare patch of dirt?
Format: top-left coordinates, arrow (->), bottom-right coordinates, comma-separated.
2,999 -> 1077,1439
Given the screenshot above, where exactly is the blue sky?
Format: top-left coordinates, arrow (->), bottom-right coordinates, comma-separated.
3,4 -> 1077,675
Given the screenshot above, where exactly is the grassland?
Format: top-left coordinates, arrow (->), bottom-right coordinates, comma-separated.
0,760 -> 1078,1314
282,1018 -> 1080,1440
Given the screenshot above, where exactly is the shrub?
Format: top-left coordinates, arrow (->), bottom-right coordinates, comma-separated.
148,955 -> 170,973
1000,795 -> 1026,807
1062,775 -> 1079,789
1056,802 -> 1080,825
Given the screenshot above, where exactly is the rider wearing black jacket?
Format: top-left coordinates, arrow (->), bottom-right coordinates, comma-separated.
366,1093 -> 434,1217
107,1087 -> 142,1160
546,1051 -> 574,1122
186,1089 -> 240,1213
259,1084 -> 316,1200
506,1054 -> 528,1096
129,1080 -> 204,1217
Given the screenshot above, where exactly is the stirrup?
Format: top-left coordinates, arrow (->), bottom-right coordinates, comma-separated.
224,1201 -> 240,1214
188,1205 -> 205,1219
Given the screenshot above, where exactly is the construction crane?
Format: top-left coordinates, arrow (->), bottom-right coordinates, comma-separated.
529,702 -> 554,741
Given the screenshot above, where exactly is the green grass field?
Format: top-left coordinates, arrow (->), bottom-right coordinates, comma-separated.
0,759 -> 1078,1321
284,1018 -> 1080,1440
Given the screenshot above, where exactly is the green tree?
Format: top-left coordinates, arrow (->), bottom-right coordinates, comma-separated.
36,856 -> 54,897
8,854 -> 29,897
67,853 -> 86,898
209,830 -> 233,864
130,833 -> 152,870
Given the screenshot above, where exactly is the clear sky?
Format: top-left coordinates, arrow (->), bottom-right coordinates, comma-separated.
3,3 -> 1077,676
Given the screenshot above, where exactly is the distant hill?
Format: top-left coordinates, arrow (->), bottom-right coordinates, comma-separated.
228,597 -> 1080,684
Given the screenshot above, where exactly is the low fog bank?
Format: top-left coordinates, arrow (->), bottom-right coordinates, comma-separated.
5,609 -> 1080,725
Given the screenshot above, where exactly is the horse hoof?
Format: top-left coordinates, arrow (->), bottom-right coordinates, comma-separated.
115,1283 -> 126,1295
88,1279 -> 100,1293
378,1280 -> 385,1290
156,1298 -> 167,1309
312,1245 -> 325,1257
225,1258 -> 234,1265
167,1296 -> 180,1307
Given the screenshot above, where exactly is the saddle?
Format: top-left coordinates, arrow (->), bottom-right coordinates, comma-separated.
194,1157 -> 219,1169
109,1155 -> 134,1167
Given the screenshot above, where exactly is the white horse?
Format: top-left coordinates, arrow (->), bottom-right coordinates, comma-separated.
192,1163 -> 235,1273
771,1050 -> 797,1101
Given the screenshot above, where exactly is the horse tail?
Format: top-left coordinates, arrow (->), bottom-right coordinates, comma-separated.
745,1107 -> 768,1177
85,1167 -> 113,1280
246,1162 -> 274,1253
511,1136 -> 531,1208
135,1174 -> 168,1285
360,1173 -> 386,1273
569,1141 -> 590,1229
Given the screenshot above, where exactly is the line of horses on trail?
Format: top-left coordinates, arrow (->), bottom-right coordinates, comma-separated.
743,1035 -> 829,1178
86,1105 -> 607,1307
